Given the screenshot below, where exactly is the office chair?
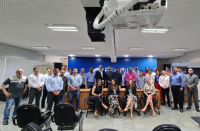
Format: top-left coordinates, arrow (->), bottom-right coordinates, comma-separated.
13,104 -> 53,131
52,103 -> 84,131
142,94 -> 160,115
123,94 -> 141,116
153,124 -> 181,131
24,122 -> 52,131
84,88 -> 103,118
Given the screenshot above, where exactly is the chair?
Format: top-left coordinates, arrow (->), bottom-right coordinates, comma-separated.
52,103 -> 84,131
13,104 -> 53,131
24,122 -> 52,131
153,124 -> 181,131
84,88 -> 103,118
141,94 -> 160,115
191,116 -> 200,127
123,95 -> 141,116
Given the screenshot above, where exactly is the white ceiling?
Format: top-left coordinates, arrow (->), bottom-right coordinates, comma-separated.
0,0 -> 200,59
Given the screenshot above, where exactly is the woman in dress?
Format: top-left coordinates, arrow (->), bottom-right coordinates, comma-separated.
108,79 -> 123,118
89,79 -> 109,117
123,80 -> 137,119
142,77 -> 156,117
155,70 -> 163,102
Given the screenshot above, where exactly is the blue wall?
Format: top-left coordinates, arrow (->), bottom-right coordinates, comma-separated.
68,57 -> 157,73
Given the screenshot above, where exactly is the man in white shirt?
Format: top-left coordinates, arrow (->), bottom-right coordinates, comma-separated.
28,67 -> 44,107
61,65 -> 70,79
159,70 -> 171,107
145,69 -> 155,84
152,68 -> 157,77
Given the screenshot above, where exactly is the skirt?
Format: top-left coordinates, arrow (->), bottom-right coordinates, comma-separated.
155,83 -> 163,101
146,93 -> 156,101
108,95 -> 119,115
127,95 -> 137,109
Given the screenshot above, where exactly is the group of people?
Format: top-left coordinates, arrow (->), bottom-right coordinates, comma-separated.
1,64 -> 199,124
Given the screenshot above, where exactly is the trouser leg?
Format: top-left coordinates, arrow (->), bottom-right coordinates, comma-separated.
178,87 -> 183,109
166,87 -> 170,105
172,86 -> 177,108
41,85 -> 48,108
35,90 -> 42,108
75,90 -> 80,110
47,92 -> 54,111
13,97 -> 22,117
3,98 -> 15,120
161,88 -> 165,104
192,88 -> 199,109
28,88 -> 36,105
186,88 -> 192,108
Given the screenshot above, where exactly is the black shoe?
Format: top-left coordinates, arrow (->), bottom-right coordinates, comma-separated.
168,104 -> 172,107
3,120 -> 8,125
171,107 -> 178,110
186,107 -> 191,110
196,109 -> 200,112
161,103 -> 165,105
180,109 -> 183,113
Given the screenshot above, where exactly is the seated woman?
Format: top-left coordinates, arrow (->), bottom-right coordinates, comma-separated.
89,79 -> 108,117
142,77 -> 156,117
124,80 -> 137,120
108,79 -> 123,118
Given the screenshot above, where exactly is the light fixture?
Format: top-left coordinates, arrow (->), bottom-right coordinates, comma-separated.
46,24 -> 79,32
148,55 -> 154,57
81,46 -> 96,50
141,29 -> 168,33
124,55 -> 129,57
95,55 -> 101,57
68,54 -> 75,57
129,47 -> 144,50
173,48 -> 188,51
31,46 -> 50,49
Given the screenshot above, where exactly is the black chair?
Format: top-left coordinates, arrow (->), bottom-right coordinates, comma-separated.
24,122 -> 52,131
52,103 -> 84,131
84,89 -> 103,118
191,116 -> 200,127
153,124 -> 181,131
141,94 -> 160,115
123,95 -> 141,116
13,104 -> 53,131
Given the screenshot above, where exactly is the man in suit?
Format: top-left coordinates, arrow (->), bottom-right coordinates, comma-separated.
112,67 -> 122,87
184,68 -> 200,112
94,65 -> 107,87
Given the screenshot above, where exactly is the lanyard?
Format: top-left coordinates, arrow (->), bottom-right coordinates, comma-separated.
74,75 -> 77,80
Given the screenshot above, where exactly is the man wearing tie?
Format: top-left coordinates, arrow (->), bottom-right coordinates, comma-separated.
94,65 -> 107,87
184,68 -> 200,112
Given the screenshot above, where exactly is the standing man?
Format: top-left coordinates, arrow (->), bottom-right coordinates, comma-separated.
68,68 -> 82,111
159,70 -> 171,107
112,67 -> 122,87
152,68 -> 157,77
1,69 -> 28,125
125,67 -> 136,86
133,65 -> 140,77
28,67 -> 44,108
62,65 -> 70,79
106,66 -> 113,88
145,69 -> 155,84
41,67 -> 53,112
94,65 -> 107,87
136,70 -> 146,89
177,67 -> 185,105
46,68 -> 63,111
170,67 -> 184,113
79,68 -> 86,89
85,67 -> 95,89
184,68 -> 200,112
120,68 -> 126,88
59,70 -> 68,103
143,67 -> 149,76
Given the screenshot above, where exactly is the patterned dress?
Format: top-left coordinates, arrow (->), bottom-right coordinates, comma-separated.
127,88 -> 137,109
108,89 -> 119,115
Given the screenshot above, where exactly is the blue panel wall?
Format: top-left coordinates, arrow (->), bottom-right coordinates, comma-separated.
68,57 -> 157,73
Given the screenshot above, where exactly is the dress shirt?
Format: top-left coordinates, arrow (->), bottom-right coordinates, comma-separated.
155,76 -> 160,83
85,72 -> 95,85
152,72 -> 156,77
106,71 -> 113,81
64,71 -> 70,79
28,73 -> 44,88
133,70 -> 140,77
143,84 -> 155,96
178,72 -> 185,84
169,72 -> 184,87
145,73 -> 155,84
79,73 -> 86,84
159,75 -> 169,88
68,74 -> 82,91
100,71 -> 103,78
136,75 -> 146,89
125,72 -> 136,86
121,73 -> 126,86
143,72 -> 148,76
44,73 -> 53,85
46,75 -> 63,92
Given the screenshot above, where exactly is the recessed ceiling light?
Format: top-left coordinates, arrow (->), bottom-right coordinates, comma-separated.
130,47 -> 144,50
81,46 -> 96,50
141,29 -> 168,33
46,24 -> 79,32
31,46 -> 50,49
95,55 -> 101,57
148,55 -> 154,57
68,54 -> 75,57
173,48 -> 188,51
124,55 -> 129,57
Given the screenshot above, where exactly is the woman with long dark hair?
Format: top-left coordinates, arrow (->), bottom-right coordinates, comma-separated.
155,70 -> 163,102
89,79 -> 108,117
108,79 -> 123,118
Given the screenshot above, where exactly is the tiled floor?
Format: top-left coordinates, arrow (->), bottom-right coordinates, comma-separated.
0,98 -> 200,131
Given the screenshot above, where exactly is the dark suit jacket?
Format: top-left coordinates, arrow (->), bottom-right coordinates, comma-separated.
95,71 -> 107,84
112,72 -> 122,86
126,85 -> 137,96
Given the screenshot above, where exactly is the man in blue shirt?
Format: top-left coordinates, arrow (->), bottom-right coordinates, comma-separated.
136,70 -> 146,89
85,67 -> 95,89
170,67 -> 184,113
133,65 -> 140,77
106,66 -> 113,88
46,68 -> 63,111
120,68 -> 126,88
68,68 -> 82,111
62,65 -> 70,79
178,67 -> 185,105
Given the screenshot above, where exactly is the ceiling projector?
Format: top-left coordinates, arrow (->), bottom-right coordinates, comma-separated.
93,0 -> 167,29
